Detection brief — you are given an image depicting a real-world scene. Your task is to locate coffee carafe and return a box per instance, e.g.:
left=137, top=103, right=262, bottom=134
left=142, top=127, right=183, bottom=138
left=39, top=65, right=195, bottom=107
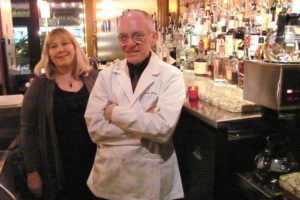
left=254, top=133, right=298, bottom=190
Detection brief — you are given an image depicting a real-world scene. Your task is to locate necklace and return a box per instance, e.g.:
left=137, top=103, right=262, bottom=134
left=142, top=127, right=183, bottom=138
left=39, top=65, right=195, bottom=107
left=69, top=81, right=73, bottom=88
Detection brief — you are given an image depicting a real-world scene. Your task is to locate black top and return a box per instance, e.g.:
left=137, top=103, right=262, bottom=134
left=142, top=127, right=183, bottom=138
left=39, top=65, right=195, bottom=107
left=127, top=52, right=151, bottom=80
left=53, top=84, right=96, bottom=196
left=20, top=70, right=98, bottom=199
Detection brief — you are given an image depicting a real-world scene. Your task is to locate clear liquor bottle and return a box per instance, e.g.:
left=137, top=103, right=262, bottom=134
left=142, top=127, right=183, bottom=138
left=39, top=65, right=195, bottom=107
left=225, top=16, right=236, bottom=57
left=213, top=52, right=226, bottom=84
left=226, top=52, right=239, bottom=85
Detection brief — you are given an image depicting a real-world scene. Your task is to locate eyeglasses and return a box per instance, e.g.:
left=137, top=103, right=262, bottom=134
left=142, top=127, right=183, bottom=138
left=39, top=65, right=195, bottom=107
left=118, top=32, right=147, bottom=44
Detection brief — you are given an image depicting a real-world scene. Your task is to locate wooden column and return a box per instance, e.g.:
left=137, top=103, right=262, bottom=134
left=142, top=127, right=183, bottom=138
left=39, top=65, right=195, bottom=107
left=157, top=0, right=169, bottom=30
left=84, top=0, right=97, bottom=58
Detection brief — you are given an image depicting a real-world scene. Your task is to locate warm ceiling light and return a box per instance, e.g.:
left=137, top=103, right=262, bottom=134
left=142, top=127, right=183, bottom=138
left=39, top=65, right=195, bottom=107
left=97, top=0, right=116, bottom=18
left=40, top=0, right=50, bottom=18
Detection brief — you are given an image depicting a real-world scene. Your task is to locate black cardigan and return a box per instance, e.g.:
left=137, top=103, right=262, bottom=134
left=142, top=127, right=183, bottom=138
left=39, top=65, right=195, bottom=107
left=20, top=69, right=98, bottom=199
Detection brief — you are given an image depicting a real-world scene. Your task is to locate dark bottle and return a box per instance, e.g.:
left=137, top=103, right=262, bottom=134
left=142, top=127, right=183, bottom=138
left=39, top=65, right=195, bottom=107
left=235, top=24, right=245, bottom=53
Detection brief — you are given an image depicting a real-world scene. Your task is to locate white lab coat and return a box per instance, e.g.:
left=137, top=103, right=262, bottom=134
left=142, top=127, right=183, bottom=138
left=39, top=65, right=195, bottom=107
left=85, top=53, right=186, bottom=200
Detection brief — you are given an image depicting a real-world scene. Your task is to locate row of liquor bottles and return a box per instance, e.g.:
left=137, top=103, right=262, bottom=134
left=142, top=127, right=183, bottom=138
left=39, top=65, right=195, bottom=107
left=154, top=0, right=299, bottom=88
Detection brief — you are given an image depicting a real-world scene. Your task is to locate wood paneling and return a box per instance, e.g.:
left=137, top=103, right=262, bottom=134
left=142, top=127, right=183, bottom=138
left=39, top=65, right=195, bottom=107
left=84, top=0, right=96, bottom=57
left=157, top=0, right=169, bottom=30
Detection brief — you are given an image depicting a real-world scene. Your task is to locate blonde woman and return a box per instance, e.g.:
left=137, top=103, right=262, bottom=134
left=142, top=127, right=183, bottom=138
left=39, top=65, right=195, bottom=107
left=20, top=28, right=99, bottom=199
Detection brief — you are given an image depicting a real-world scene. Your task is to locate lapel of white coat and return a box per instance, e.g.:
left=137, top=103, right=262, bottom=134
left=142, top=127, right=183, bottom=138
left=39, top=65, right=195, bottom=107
left=130, top=54, right=161, bottom=106
left=113, top=60, right=133, bottom=102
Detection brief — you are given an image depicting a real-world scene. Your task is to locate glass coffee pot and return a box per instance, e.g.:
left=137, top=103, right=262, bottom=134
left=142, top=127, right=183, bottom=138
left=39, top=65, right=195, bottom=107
left=254, top=133, right=298, bottom=190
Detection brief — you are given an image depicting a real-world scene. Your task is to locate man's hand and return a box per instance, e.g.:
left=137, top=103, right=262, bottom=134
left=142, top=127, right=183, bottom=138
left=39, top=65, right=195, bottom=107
left=27, top=171, right=42, bottom=198
left=104, top=102, right=117, bottom=122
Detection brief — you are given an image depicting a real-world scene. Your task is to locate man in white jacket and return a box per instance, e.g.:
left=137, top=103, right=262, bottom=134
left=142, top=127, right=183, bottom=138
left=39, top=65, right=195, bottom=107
left=85, top=9, right=186, bottom=200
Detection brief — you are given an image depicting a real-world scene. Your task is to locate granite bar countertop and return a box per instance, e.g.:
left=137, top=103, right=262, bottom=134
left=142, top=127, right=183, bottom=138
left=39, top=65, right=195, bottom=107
left=183, top=99, right=262, bottom=129
left=182, top=70, right=262, bottom=129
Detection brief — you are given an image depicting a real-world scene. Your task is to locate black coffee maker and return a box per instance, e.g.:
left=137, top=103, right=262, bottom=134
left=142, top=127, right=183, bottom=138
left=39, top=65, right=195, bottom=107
left=244, top=61, right=300, bottom=191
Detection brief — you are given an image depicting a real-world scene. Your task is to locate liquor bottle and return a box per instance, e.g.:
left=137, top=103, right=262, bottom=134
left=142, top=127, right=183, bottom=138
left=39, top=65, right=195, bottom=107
left=211, top=3, right=218, bottom=25
left=253, top=36, right=265, bottom=60
left=250, top=0, right=257, bottom=19
left=205, top=2, right=211, bottom=17
left=155, top=28, right=163, bottom=59
left=225, top=16, right=235, bottom=57
left=275, top=0, right=283, bottom=22
left=264, top=8, right=273, bottom=32
left=203, top=32, right=209, bottom=51
left=235, top=40, right=245, bottom=89
left=193, top=30, right=208, bottom=77
left=235, top=23, right=245, bottom=53
left=237, top=58, right=245, bottom=89
left=152, top=12, right=158, bottom=31
left=190, top=25, right=199, bottom=50
left=194, top=55, right=208, bottom=77
left=161, top=27, right=170, bottom=63
left=270, top=0, right=278, bottom=21
left=236, top=41, right=245, bottom=61
left=240, top=0, right=246, bottom=17
left=208, top=24, right=217, bottom=51
left=216, top=26, right=226, bottom=56
left=255, top=10, right=263, bottom=34
left=270, top=0, right=283, bottom=23
left=213, top=52, right=226, bottom=84
left=249, top=23, right=260, bottom=59
left=207, top=50, right=215, bottom=79
left=176, top=35, right=185, bottom=69
left=214, top=25, right=227, bottom=84
left=227, top=52, right=239, bottom=85
left=243, top=18, right=252, bottom=60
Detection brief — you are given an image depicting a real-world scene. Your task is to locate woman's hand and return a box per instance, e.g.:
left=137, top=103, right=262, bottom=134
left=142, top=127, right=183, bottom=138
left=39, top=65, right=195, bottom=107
left=27, top=171, right=42, bottom=198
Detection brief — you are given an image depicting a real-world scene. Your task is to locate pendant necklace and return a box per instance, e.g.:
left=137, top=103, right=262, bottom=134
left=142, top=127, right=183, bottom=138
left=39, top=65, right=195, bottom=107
left=69, top=81, right=73, bottom=88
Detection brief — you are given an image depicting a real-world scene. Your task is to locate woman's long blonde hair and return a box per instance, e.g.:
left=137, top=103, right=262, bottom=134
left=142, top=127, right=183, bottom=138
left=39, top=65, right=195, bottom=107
left=34, top=27, right=91, bottom=79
